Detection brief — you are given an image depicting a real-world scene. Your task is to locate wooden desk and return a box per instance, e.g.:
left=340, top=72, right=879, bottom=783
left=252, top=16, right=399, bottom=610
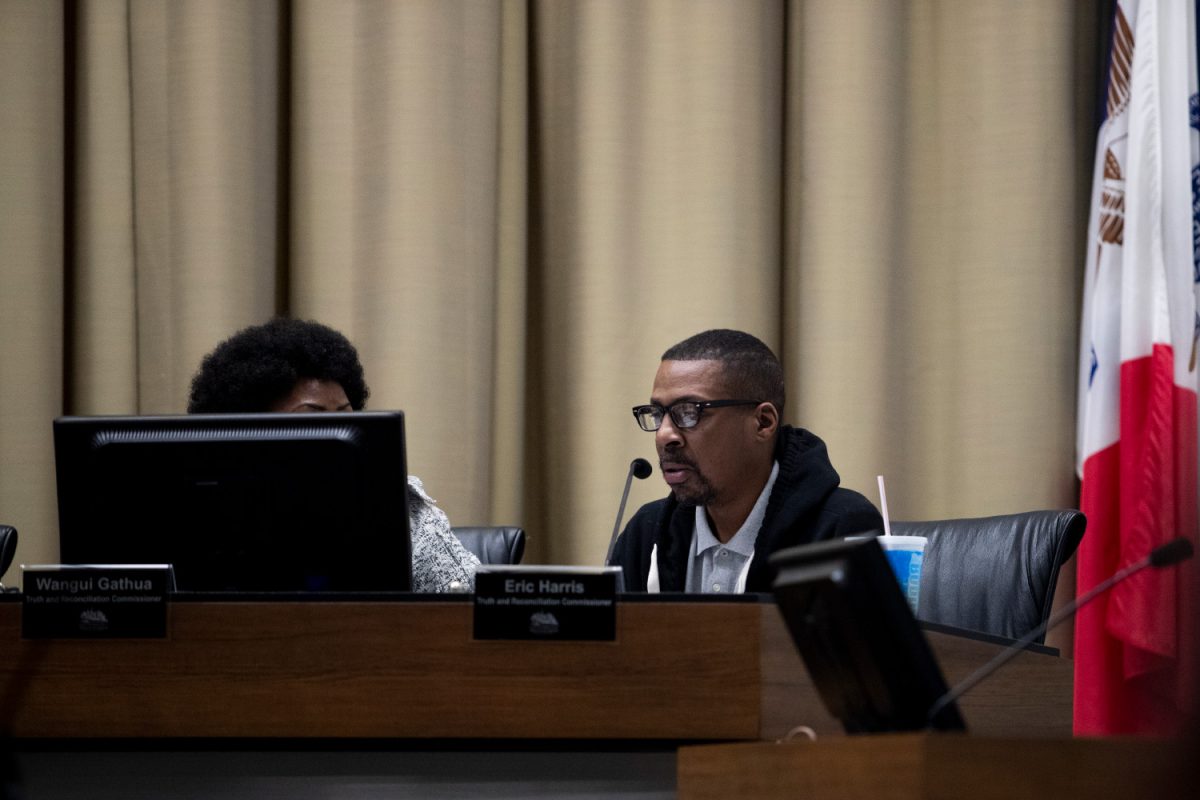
left=677, top=734, right=1192, bottom=800
left=0, top=597, right=1070, bottom=740
left=1, top=596, right=1078, bottom=798
left=0, top=597, right=760, bottom=740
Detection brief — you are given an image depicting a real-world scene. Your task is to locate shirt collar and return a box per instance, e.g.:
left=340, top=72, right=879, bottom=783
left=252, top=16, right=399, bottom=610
left=693, top=461, right=780, bottom=558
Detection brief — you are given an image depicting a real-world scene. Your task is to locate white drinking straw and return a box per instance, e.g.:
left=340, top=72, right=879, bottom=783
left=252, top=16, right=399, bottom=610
left=876, top=474, right=893, bottom=536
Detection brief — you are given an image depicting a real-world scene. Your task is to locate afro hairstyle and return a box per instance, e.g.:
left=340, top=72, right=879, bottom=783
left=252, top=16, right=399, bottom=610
left=187, top=318, right=370, bottom=413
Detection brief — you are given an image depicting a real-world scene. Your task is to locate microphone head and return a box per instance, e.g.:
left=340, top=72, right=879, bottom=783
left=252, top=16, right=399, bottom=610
left=631, top=458, right=653, bottom=480
left=1150, top=537, right=1195, bottom=568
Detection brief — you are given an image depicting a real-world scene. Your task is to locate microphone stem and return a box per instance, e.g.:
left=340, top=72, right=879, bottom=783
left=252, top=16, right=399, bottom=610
left=927, top=554, right=1152, bottom=723
left=606, top=469, right=638, bottom=566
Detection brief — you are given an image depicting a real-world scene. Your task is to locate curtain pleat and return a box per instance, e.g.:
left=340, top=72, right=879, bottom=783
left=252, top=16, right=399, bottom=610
left=72, top=0, right=137, bottom=414
left=788, top=0, right=1090, bottom=522
left=531, top=0, right=786, bottom=562
left=290, top=0, right=510, bottom=526
left=128, top=0, right=281, bottom=413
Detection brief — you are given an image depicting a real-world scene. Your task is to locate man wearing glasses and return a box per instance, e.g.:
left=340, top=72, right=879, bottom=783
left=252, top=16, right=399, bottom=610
left=609, top=329, right=881, bottom=593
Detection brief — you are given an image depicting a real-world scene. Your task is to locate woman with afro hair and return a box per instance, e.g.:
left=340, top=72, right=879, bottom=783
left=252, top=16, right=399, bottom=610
left=188, top=318, right=479, bottom=592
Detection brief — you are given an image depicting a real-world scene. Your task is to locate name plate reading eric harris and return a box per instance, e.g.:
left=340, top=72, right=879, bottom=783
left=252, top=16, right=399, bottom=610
left=21, top=564, right=171, bottom=639
left=473, top=566, right=619, bottom=641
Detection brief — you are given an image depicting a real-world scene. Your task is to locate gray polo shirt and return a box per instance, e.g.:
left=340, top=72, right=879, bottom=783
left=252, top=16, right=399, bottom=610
left=684, top=462, right=780, bottom=594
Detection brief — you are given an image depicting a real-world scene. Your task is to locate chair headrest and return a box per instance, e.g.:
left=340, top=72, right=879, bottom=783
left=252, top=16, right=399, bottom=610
left=891, top=510, right=1086, bottom=642
left=0, top=525, right=17, bottom=582
left=451, top=526, right=527, bottom=565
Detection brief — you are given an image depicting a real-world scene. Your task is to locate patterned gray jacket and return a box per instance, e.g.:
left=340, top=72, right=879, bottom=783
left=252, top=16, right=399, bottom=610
left=407, top=475, right=479, bottom=592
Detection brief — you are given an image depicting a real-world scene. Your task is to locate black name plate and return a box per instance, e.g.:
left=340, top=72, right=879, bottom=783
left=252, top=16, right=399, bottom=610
left=473, top=566, right=619, bottom=641
left=21, top=564, right=171, bottom=639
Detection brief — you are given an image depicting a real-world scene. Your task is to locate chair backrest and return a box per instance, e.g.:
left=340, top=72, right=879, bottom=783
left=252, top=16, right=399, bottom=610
left=892, top=510, right=1086, bottom=643
left=451, top=526, right=527, bottom=565
left=0, top=524, right=17, bottom=584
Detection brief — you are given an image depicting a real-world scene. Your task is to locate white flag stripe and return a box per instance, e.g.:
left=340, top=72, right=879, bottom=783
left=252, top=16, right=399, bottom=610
left=1076, top=0, right=1136, bottom=475
left=1121, top=0, right=1196, bottom=379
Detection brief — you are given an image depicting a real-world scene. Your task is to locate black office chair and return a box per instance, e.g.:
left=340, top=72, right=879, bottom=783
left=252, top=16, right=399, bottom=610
left=451, top=526, right=527, bottom=565
left=892, top=510, right=1086, bottom=643
left=0, top=524, right=17, bottom=588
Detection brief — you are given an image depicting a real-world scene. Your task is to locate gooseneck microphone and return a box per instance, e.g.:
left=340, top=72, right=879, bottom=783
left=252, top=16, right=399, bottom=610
left=927, top=536, right=1195, bottom=724
left=605, top=458, right=653, bottom=566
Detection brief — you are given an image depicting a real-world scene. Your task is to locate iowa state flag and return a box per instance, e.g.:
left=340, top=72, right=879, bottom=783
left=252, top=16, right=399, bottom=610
left=1075, top=0, right=1200, bottom=735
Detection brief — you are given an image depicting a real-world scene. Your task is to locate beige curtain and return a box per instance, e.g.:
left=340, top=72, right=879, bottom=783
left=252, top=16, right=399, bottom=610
left=0, top=0, right=1101, bottom=589
left=1, top=0, right=65, bottom=578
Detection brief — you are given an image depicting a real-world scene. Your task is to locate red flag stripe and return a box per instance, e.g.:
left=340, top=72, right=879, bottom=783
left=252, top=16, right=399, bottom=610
left=1075, top=345, right=1199, bottom=734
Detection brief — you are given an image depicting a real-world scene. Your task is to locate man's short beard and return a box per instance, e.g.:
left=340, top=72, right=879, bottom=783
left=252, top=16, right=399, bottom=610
left=671, top=474, right=717, bottom=507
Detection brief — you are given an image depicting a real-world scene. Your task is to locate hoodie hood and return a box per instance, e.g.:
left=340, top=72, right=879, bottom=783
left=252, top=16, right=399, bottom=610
left=759, top=425, right=843, bottom=544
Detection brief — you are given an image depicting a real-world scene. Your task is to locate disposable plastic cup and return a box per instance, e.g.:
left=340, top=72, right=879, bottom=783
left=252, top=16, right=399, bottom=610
left=849, top=534, right=926, bottom=612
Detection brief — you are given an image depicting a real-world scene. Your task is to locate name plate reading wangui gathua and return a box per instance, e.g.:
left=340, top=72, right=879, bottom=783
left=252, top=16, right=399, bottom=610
left=21, top=564, right=171, bottom=639
left=473, top=566, right=620, bottom=641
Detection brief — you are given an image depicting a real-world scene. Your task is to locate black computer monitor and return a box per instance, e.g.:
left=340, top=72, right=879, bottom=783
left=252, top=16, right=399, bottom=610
left=769, top=536, right=966, bottom=733
left=53, top=411, right=411, bottom=592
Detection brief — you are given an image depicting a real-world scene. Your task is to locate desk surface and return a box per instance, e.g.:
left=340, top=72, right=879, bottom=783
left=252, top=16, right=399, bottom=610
left=677, top=734, right=1192, bottom=800
left=0, top=597, right=1071, bottom=740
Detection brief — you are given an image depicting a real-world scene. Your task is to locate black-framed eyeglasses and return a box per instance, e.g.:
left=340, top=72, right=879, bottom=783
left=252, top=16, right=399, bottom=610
left=631, top=400, right=761, bottom=432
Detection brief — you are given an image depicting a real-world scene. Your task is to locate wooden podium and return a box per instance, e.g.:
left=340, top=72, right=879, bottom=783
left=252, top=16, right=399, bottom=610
left=677, top=734, right=1193, bottom=800
left=0, top=596, right=1070, bottom=740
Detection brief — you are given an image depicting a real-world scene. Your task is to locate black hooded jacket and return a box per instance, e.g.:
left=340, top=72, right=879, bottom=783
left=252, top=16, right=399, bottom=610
left=610, top=426, right=882, bottom=592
